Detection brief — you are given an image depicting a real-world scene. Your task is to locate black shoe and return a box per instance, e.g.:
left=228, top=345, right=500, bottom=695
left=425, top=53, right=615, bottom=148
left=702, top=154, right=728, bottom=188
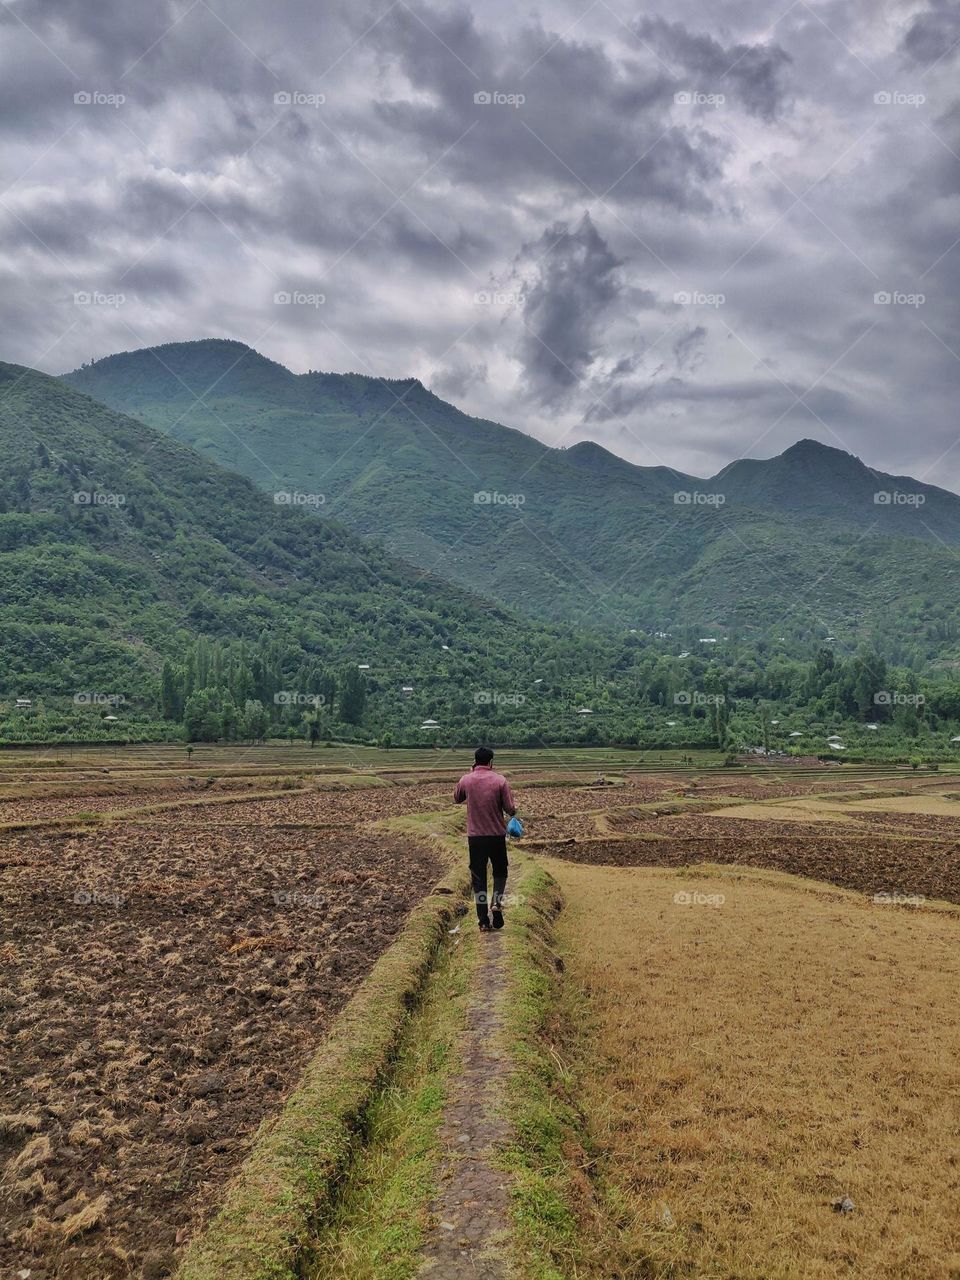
left=478, top=916, right=492, bottom=932
left=491, top=907, right=504, bottom=929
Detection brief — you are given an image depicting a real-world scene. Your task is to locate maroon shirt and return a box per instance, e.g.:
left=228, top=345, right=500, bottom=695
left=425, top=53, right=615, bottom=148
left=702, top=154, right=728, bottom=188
left=453, top=764, right=516, bottom=836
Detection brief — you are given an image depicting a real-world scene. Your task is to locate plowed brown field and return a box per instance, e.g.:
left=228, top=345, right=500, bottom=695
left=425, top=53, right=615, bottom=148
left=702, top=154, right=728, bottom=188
left=1, top=783, right=443, bottom=1279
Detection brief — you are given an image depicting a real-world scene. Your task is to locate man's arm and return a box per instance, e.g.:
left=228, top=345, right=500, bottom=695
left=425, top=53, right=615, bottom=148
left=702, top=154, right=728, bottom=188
left=454, top=777, right=466, bottom=804
left=501, top=780, right=516, bottom=816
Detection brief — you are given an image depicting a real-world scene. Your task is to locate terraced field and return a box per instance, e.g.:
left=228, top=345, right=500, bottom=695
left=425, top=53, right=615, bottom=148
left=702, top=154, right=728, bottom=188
left=527, top=768, right=960, bottom=905
left=3, top=747, right=959, bottom=1279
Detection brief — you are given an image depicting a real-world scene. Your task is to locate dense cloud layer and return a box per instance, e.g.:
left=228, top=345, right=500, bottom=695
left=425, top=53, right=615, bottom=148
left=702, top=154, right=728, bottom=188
left=0, top=0, right=957, bottom=483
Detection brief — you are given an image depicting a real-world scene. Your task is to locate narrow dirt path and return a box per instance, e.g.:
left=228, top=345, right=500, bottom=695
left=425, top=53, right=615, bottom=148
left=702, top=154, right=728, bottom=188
left=417, top=925, right=514, bottom=1278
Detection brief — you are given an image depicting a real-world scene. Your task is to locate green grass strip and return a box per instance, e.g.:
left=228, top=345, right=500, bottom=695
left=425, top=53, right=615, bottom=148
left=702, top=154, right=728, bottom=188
left=304, top=919, right=475, bottom=1279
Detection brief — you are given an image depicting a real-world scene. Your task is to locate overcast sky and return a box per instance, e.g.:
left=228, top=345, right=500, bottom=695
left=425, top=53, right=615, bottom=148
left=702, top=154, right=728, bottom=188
left=1, top=0, right=958, bottom=482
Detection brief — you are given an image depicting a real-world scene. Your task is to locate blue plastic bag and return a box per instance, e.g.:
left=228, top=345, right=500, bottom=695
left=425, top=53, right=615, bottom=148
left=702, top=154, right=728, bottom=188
left=507, top=815, right=523, bottom=838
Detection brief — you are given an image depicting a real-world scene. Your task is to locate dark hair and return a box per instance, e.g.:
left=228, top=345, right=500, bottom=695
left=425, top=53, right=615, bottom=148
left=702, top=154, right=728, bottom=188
left=474, top=746, right=494, bottom=766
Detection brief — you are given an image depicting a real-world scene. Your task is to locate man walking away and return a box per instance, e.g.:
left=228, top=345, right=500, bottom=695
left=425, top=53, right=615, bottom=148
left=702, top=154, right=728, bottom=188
left=454, top=746, right=516, bottom=931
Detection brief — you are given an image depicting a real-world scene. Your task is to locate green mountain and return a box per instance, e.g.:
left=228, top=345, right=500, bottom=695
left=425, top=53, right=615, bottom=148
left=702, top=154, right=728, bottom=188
left=9, top=351, right=960, bottom=754
left=0, top=357, right=651, bottom=741
left=63, top=340, right=960, bottom=660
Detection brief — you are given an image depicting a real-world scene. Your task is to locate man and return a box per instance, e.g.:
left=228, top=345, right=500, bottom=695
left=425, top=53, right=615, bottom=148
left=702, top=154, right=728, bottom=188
left=454, top=746, right=516, bottom=931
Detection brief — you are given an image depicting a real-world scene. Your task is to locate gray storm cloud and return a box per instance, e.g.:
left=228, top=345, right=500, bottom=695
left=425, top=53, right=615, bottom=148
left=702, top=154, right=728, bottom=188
left=0, top=0, right=957, bottom=484
left=633, top=15, right=793, bottom=120
left=514, top=214, right=623, bottom=407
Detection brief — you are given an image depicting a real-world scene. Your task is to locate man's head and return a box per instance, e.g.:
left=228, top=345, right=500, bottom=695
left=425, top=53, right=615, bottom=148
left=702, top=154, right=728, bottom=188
left=474, top=746, right=494, bottom=767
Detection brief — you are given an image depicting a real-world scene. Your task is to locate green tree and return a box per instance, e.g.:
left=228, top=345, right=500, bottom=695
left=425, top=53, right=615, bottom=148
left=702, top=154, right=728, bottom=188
left=241, top=699, right=268, bottom=741
left=338, top=667, right=367, bottom=724
left=160, top=660, right=181, bottom=720
left=220, top=694, right=239, bottom=741
left=183, top=689, right=221, bottom=742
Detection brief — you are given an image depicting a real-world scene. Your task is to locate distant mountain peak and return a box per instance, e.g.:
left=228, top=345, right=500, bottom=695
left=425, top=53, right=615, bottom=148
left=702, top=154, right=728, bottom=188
left=710, top=436, right=872, bottom=486
left=779, top=438, right=859, bottom=463
left=66, top=338, right=293, bottom=402
left=566, top=439, right=640, bottom=477
left=567, top=439, right=613, bottom=461
left=84, top=337, right=258, bottom=368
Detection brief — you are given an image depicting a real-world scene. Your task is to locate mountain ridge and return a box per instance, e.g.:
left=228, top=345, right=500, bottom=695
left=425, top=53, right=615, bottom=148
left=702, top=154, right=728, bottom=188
left=60, top=339, right=960, bottom=650
left=63, top=339, right=959, bottom=501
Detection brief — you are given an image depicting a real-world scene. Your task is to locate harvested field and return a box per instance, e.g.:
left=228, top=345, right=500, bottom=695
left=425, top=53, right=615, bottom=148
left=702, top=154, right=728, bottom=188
left=0, top=782, right=276, bottom=826
left=613, top=776, right=695, bottom=801
left=520, top=815, right=605, bottom=842
left=503, top=784, right=605, bottom=818
left=829, top=806, right=960, bottom=839
left=701, top=792, right=960, bottom=825
left=667, top=776, right=888, bottom=800
left=540, top=828, right=960, bottom=903
left=531, top=775, right=960, bottom=905
left=702, top=801, right=858, bottom=822
left=5, top=750, right=960, bottom=1278
left=845, top=793, right=960, bottom=816
left=0, top=813, right=442, bottom=1279
left=146, top=782, right=452, bottom=829
left=546, top=858, right=960, bottom=1279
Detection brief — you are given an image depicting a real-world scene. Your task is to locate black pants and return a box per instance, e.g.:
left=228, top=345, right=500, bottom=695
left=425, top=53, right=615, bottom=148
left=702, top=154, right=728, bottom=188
left=468, top=835, right=508, bottom=922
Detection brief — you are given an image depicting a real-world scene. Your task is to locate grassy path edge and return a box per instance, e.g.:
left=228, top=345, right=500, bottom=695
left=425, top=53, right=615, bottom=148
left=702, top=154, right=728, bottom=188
left=303, top=918, right=476, bottom=1279
left=499, top=861, right=610, bottom=1280
left=174, top=858, right=469, bottom=1280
